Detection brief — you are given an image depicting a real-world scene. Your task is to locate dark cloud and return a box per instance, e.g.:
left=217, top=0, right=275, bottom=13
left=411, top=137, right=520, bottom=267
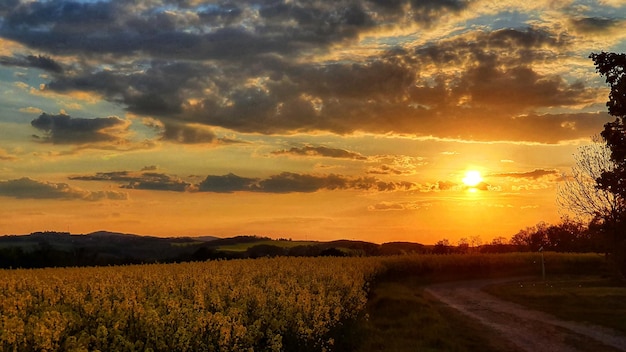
left=57, top=26, right=596, bottom=142
left=407, top=0, right=469, bottom=24
left=198, top=173, right=259, bottom=193
left=46, top=62, right=205, bottom=116
left=256, top=172, right=417, bottom=193
left=0, top=177, right=127, bottom=201
left=1, top=0, right=606, bottom=144
left=491, top=169, right=560, bottom=179
left=256, top=172, right=348, bottom=193
left=570, top=17, right=620, bottom=33
left=0, top=0, right=469, bottom=62
left=70, top=171, right=192, bottom=192
left=70, top=171, right=134, bottom=182
left=156, top=121, right=243, bottom=145
left=0, top=1, right=374, bottom=60
left=271, top=145, right=367, bottom=160
left=121, top=173, right=192, bottom=192
left=75, top=170, right=419, bottom=194
left=161, top=122, right=219, bottom=144
left=0, top=0, right=19, bottom=15
left=0, top=54, right=63, bottom=73
left=30, top=113, right=128, bottom=145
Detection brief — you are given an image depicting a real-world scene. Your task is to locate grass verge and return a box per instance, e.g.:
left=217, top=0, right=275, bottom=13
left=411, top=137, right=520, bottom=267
left=483, top=275, right=626, bottom=333
left=355, top=276, right=520, bottom=352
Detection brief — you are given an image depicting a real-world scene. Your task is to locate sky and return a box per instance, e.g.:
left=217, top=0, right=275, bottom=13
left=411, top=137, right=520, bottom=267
left=0, top=0, right=625, bottom=244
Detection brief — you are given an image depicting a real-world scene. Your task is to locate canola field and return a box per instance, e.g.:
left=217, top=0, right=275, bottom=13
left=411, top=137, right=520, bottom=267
left=0, top=257, right=383, bottom=352
left=0, top=252, right=602, bottom=351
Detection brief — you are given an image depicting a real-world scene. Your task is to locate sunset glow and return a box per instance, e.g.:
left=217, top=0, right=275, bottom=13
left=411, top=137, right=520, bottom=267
left=0, top=1, right=624, bottom=244
left=462, top=171, right=483, bottom=187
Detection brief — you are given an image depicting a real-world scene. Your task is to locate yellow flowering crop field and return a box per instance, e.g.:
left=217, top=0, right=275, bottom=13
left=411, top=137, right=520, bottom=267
left=0, top=257, right=383, bottom=352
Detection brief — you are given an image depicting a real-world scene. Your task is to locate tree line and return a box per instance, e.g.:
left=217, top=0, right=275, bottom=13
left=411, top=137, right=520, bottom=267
left=432, top=217, right=604, bottom=254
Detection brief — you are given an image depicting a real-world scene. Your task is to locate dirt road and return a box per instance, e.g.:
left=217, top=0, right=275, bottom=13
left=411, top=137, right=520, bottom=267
left=425, top=278, right=626, bottom=352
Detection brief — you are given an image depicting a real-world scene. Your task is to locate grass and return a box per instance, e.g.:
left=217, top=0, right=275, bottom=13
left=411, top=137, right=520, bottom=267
left=483, top=275, right=626, bottom=333
left=355, top=276, right=518, bottom=352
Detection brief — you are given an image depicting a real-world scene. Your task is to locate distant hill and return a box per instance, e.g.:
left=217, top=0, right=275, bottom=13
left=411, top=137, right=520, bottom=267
left=0, top=230, right=429, bottom=269
left=380, top=242, right=428, bottom=255
left=194, top=236, right=220, bottom=242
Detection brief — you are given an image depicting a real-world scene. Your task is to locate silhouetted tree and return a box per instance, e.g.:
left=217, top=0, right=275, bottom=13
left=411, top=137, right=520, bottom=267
left=457, top=238, right=469, bottom=253
left=510, top=223, right=547, bottom=251
left=588, top=52, right=626, bottom=276
left=432, top=239, right=452, bottom=254
left=557, top=137, right=622, bottom=222
left=510, top=220, right=596, bottom=253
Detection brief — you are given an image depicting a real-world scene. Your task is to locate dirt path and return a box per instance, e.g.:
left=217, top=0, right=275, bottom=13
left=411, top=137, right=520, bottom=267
left=425, top=278, right=626, bottom=352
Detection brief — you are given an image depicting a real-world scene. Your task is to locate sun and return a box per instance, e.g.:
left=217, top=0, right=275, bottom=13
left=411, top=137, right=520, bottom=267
left=462, top=170, right=483, bottom=187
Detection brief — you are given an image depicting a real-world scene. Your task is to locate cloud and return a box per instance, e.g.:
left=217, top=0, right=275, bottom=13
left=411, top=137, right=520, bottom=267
left=160, top=122, right=220, bottom=144
left=367, top=201, right=426, bottom=211
left=30, top=112, right=129, bottom=145
left=491, top=169, right=560, bottom=179
left=367, top=155, right=425, bottom=175
left=0, top=1, right=468, bottom=60
left=152, top=120, right=243, bottom=145
left=0, top=177, right=127, bottom=201
left=121, top=173, right=192, bottom=192
left=256, top=173, right=348, bottom=193
left=0, top=2, right=612, bottom=144
left=74, top=170, right=419, bottom=194
left=271, top=145, right=367, bottom=160
left=436, top=180, right=457, bottom=191
left=367, top=164, right=406, bottom=175
left=70, top=171, right=135, bottom=182
left=39, top=26, right=601, bottom=143
left=70, top=171, right=193, bottom=192
left=0, top=54, right=63, bottom=73
left=252, top=172, right=417, bottom=193
left=0, top=148, right=17, bottom=161
left=198, top=172, right=418, bottom=193
left=569, top=17, right=621, bottom=34
left=198, top=173, right=259, bottom=193
left=19, top=106, right=44, bottom=114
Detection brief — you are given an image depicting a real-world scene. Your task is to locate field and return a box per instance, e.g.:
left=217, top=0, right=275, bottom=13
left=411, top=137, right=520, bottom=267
left=0, top=253, right=610, bottom=351
left=213, top=239, right=319, bottom=252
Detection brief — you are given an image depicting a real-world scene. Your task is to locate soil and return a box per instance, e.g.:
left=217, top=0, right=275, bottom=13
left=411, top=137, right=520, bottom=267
left=425, top=277, right=626, bottom=352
